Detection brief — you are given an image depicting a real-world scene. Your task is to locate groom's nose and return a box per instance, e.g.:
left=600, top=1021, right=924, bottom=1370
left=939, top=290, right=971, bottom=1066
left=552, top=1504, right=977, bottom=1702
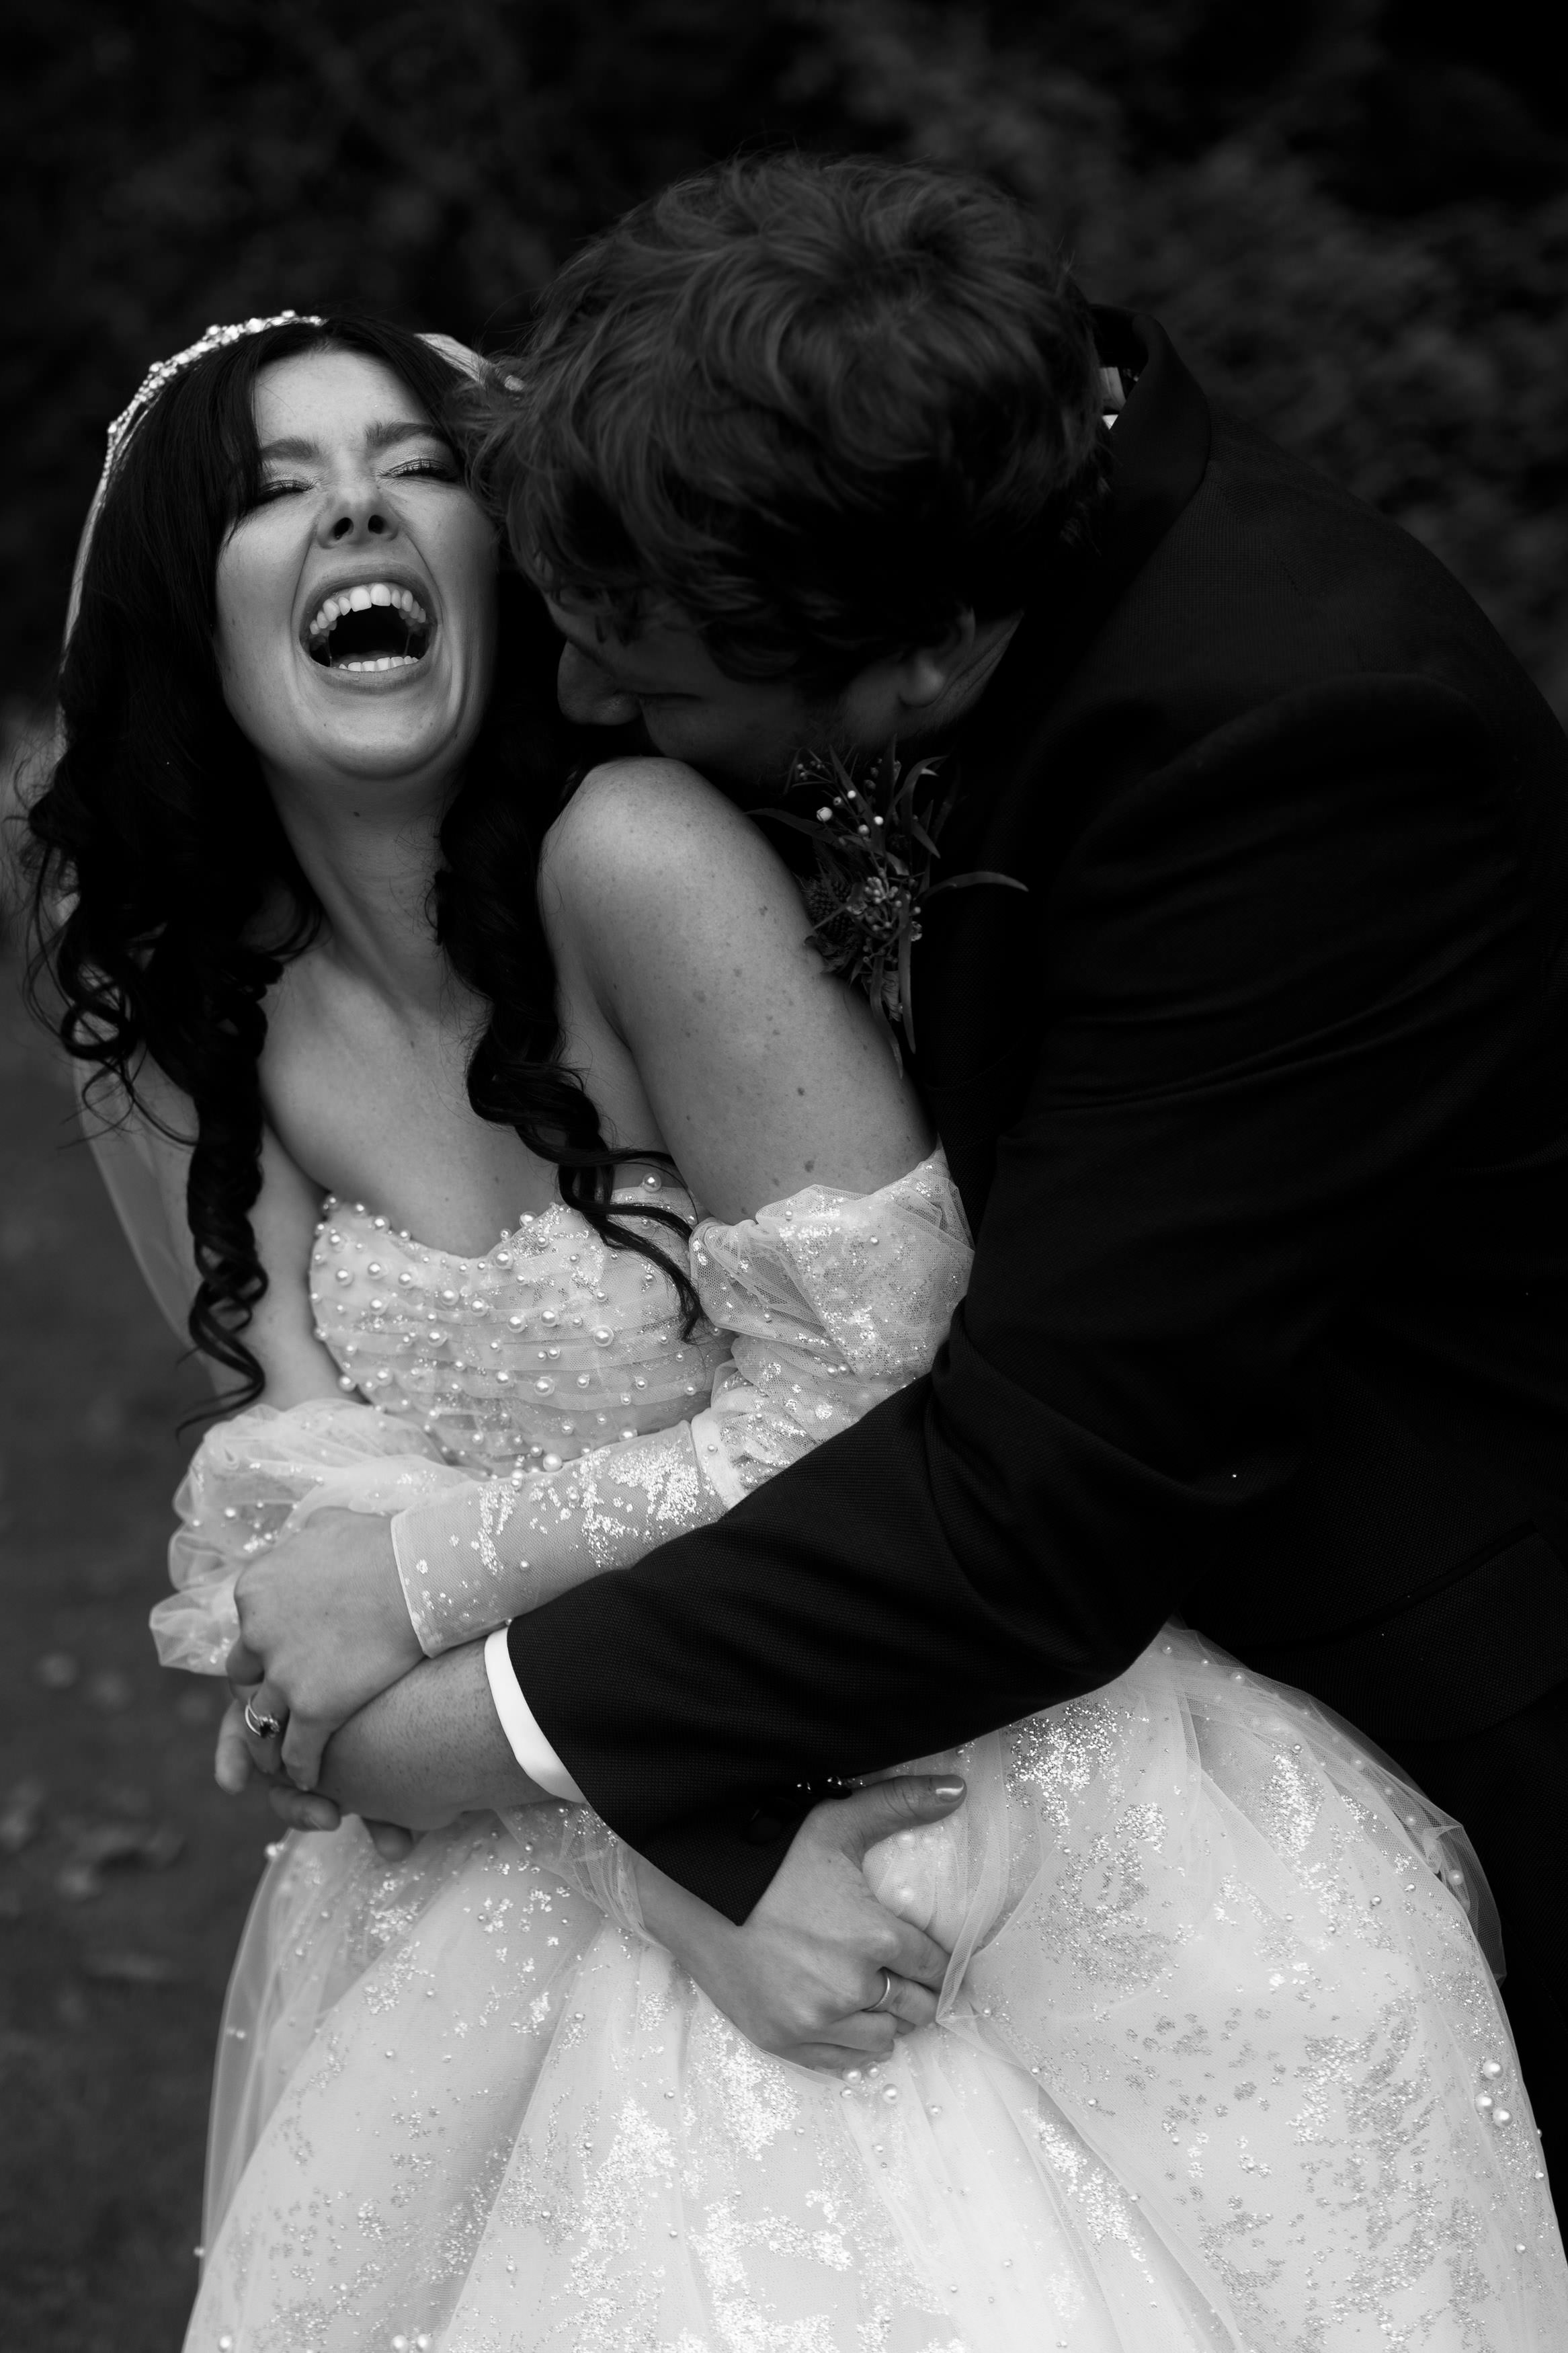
left=557, top=641, right=641, bottom=728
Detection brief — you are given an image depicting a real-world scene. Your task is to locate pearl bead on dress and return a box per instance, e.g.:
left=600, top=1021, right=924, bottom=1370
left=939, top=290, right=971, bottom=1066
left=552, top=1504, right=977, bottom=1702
left=304, top=1187, right=727, bottom=1473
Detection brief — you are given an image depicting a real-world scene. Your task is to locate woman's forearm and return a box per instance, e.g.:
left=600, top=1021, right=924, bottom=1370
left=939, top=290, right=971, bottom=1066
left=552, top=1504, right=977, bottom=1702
left=393, top=1420, right=729, bottom=1653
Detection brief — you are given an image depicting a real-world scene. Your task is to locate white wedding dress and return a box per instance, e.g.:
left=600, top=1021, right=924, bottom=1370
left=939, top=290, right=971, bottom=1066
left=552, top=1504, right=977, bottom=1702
left=154, top=1153, right=1566, bottom=2352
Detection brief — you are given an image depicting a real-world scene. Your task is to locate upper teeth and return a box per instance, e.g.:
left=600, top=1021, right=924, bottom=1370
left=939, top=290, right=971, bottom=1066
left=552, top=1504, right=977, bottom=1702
left=307, top=582, right=429, bottom=638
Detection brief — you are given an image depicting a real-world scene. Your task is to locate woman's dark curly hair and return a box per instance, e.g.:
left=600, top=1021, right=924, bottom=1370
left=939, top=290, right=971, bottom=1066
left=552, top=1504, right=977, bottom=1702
left=24, top=313, right=697, bottom=1410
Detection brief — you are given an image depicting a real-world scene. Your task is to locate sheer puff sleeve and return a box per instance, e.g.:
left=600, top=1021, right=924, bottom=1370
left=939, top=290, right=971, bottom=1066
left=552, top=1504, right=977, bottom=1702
left=151, top=1153, right=970, bottom=1676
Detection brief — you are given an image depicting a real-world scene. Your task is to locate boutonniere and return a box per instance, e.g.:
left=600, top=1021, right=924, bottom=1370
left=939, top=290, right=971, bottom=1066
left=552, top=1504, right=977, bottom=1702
left=768, top=743, right=1026, bottom=1064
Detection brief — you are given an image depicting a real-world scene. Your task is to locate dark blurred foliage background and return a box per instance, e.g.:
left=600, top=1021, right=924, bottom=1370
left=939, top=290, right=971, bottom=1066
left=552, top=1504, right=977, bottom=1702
left=1, top=8, right=1565, bottom=2346
left=5, top=0, right=1567, bottom=721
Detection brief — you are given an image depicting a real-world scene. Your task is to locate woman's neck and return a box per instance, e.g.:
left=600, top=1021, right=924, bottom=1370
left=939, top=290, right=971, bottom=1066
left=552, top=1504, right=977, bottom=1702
left=264, top=768, right=452, bottom=1012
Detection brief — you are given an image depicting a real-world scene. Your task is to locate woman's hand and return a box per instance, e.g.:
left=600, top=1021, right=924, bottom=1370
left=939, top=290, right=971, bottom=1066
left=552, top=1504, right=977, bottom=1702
left=233, top=1638, right=547, bottom=1829
left=214, top=1689, right=419, bottom=1860
left=225, top=1507, right=423, bottom=1789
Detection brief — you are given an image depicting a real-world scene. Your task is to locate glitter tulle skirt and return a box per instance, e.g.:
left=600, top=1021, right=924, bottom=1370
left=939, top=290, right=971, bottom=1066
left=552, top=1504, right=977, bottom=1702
left=183, top=1627, right=1565, bottom=2352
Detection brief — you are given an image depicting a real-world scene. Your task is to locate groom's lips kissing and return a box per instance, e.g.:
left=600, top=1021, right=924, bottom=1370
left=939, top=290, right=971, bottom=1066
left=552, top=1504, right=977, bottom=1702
left=300, top=565, right=436, bottom=678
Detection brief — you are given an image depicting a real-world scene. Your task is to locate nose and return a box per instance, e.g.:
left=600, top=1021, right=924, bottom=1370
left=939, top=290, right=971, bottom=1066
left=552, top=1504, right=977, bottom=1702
left=557, top=641, right=641, bottom=728
left=315, top=477, right=398, bottom=548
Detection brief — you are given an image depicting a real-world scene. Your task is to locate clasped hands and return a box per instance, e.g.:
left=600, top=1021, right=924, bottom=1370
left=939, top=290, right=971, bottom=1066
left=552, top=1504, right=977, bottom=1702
left=214, top=1507, right=966, bottom=2068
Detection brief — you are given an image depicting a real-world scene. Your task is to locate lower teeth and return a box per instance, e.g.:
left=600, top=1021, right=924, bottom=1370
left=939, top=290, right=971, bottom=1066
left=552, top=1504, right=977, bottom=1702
left=337, top=654, right=420, bottom=672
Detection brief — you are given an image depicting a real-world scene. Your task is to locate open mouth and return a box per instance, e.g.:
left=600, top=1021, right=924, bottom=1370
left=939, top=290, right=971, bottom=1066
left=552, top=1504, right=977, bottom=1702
left=305, top=582, right=432, bottom=672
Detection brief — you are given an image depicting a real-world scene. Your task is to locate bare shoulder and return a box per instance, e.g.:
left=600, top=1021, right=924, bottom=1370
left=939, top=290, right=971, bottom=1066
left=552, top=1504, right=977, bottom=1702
left=540, top=756, right=806, bottom=1020
left=542, top=757, right=780, bottom=919
left=540, top=760, right=928, bottom=1215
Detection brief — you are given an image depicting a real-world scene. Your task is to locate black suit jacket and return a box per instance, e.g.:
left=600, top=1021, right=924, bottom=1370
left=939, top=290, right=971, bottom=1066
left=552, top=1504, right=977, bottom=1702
left=511, top=311, right=1568, bottom=1921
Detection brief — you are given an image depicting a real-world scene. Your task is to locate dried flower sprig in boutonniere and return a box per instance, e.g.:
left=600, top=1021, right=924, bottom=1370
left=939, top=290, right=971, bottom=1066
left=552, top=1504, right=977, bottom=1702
left=768, top=743, right=1026, bottom=1064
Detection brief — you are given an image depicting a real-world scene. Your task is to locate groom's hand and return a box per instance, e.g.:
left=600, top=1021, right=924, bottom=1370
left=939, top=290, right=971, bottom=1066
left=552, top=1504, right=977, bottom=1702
left=632, top=1776, right=964, bottom=2071
left=226, top=1509, right=423, bottom=1791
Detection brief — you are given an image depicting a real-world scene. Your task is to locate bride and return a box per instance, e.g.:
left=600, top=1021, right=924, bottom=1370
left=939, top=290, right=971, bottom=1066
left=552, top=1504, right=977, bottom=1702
left=28, top=313, right=1567, bottom=2350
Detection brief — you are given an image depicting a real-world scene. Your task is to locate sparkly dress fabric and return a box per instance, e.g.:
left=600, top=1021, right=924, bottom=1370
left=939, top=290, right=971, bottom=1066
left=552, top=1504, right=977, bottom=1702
left=162, top=1154, right=1566, bottom=2352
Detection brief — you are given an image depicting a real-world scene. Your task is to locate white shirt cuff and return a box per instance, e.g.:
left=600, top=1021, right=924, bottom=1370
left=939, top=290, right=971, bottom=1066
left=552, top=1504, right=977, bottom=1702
left=483, top=1627, right=586, bottom=1803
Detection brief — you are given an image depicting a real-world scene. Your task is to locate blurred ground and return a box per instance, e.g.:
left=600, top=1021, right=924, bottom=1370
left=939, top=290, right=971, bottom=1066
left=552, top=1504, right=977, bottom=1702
left=0, top=947, right=273, bottom=2353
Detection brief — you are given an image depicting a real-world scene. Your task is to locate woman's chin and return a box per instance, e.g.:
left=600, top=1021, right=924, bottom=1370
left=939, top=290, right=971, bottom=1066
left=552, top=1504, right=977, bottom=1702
left=319, top=723, right=465, bottom=785
left=288, top=646, right=473, bottom=764
left=265, top=697, right=464, bottom=791
left=227, top=641, right=487, bottom=797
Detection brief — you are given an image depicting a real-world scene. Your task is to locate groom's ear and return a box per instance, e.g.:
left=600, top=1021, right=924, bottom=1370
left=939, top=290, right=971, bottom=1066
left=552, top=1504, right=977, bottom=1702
left=835, top=610, right=987, bottom=748
left=887, top=611, right=979, bottom=713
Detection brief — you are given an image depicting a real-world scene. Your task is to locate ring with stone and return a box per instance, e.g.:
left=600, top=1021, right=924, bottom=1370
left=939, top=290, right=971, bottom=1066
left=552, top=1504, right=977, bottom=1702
left=243, top=1695, right=285, bottom=1742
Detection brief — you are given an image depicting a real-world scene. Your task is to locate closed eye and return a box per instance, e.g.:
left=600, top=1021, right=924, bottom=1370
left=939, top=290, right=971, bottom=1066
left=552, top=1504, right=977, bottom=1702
left=251, top=448, right=458, bottom=506
left=384, top=456, right=458, bottom=483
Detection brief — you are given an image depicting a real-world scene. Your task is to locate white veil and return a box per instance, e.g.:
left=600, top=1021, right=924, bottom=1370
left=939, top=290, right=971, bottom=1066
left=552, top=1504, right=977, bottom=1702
left=52, top=317, right=487, bottom=1345
left=75, top=1068, right=200, bottom=1341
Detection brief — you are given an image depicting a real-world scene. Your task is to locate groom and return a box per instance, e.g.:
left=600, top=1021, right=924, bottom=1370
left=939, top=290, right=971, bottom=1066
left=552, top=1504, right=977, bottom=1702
left=252, top=155, right=1568, bottom=2159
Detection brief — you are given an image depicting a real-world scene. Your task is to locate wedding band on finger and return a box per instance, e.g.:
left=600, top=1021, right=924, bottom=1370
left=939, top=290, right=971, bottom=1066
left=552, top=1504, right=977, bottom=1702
left=243, top=1696, right=286, bottom=1743
left=868, top=1969, right=896, bottom=2013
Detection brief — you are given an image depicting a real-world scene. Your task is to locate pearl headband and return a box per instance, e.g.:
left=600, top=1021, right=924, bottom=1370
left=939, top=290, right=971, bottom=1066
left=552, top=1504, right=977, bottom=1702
left=101, top=309, right=326, bottom=477
left=67, top=311, right=325, bottom=645
left=65, top=315, right=484, bottom=645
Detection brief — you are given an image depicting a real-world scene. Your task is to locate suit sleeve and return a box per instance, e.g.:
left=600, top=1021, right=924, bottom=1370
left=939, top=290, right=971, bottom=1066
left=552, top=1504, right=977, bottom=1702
left=509, top=679, right=1535, bottom=1919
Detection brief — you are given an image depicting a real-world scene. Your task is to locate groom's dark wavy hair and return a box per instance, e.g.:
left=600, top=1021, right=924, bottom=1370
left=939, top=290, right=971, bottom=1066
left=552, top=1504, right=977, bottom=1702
left=24, top=315, right=698, bottom=1411
left=479, top=153, right=1108, bottom=683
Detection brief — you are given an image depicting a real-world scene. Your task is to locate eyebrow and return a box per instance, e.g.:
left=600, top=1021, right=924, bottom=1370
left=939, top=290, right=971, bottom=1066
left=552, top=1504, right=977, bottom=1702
left=257, top=418, right=446, bottom=462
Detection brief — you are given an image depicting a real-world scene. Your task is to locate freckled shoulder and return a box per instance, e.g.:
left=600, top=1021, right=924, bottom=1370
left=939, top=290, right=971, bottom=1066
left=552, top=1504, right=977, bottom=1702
left=540, top=757, right=781, bottom=928
left=540, top=760, right=927, bottom=1215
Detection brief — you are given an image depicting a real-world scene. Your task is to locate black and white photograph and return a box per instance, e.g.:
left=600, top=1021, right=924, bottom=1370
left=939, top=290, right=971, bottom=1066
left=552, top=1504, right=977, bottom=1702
left=3, top=5, right=1567, bottom=2346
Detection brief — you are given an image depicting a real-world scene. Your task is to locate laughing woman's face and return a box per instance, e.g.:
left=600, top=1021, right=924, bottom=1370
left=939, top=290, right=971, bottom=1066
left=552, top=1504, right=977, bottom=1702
left=214, top=347, right=497, bottom=803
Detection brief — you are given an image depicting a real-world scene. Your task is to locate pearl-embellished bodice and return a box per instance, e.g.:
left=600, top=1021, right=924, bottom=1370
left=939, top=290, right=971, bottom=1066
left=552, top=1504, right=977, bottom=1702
left=153, top=1144, right=973, bottom=1666
left=306, top=1181, right=731, bottom=1474
left=154, top=1150, right=974, bottom=1675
